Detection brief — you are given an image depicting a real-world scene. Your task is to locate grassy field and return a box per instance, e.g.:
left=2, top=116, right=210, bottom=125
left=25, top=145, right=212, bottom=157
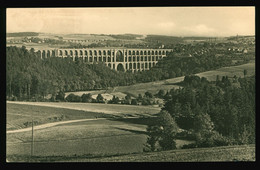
left=7, top=144, right=255, bottom=162
left=65, top=61, right=255, bottom=99
left=7, top=102, right=160, bottom=130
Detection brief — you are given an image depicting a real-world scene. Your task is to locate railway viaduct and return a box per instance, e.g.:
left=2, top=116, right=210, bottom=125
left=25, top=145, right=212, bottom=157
left=37, top=48, right=172, bottom=72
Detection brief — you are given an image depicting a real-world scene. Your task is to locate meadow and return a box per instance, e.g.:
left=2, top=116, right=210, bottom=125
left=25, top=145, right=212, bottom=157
left=65, top=61, right=255, bottom=99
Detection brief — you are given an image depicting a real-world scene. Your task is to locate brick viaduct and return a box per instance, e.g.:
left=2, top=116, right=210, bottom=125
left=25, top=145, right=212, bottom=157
left=37, top=48, right=172, bottom=72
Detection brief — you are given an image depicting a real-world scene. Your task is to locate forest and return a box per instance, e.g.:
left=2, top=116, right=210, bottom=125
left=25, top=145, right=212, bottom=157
left=6, top=45, right=247, bottom=101
left=144, top=75, right=255, bottom=151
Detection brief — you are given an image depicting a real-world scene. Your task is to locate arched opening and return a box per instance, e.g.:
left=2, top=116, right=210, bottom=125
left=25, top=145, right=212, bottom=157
left=80, top=50, right=83, bottom=56
left=116, top=50, right=124, bottom=62
left=70, top=50, right=73, bottom=56
left=140, top=51, right=143, bottom=55
left=94, top=50, right=97, bottom=55
left=75, top=50, right=78, bottom=56
left=42, top=51, right=46, bottom=58
left=144, top=51, right=147, bottom=55
left=99, top=50, right=102, bottom=55
left=89, top=51, right=93, bottom=56
left=136, top=51, right=139, bottom=55
left=85, top=50, right=88, bottom=55
left=51, top=50, right=55, bottom=57
left=132, top=51, right=135, bottom=55
left=159, top=51, right=161, bottom=55
left=129, top=63, right=132, bottom=69
left=129, top=51, right=131, bottom=55
left=155, top=51, right=158, bottom=55
left=117, top=63, right=125, bottom=72
left=65, top=50, right=68, bottom=56
left=47, top=50, right=51, bottom=57
left=162, top=51, right=165, bottom=55
left=152, top=51, right=154, bottom=55
left=59, top=50, right=63, bottom=56
left=103, top=50, right=106, bottom=55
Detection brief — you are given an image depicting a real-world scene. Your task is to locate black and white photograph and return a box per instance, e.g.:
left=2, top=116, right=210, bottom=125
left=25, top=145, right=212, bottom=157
left=5, top=6, right=255, bottom=162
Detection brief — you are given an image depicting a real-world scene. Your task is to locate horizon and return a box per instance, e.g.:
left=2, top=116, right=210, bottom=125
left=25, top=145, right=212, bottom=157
left=7, top=7, right=255, bottom=37
left=6, top=31, right=255, bottom=38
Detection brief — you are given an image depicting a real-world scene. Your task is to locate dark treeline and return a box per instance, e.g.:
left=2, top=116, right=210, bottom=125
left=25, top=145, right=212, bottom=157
left=162, top=75, right=255, bottom=147
left=144, top=75, right=255, bottom=151
left=6, top=46, right=135, bottom=101
left=6, top=46, right=245, bottom=101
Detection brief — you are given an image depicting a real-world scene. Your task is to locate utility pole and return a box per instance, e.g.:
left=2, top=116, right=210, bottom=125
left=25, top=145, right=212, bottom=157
left=31, top=118, right=34, bottom=157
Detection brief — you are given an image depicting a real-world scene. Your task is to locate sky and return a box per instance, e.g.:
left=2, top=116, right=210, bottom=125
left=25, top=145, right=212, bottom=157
left=7, top=7, right=255, bottom=37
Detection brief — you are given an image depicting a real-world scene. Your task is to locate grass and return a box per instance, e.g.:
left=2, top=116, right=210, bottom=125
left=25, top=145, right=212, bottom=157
left=64, top=61, right=255, bottom=98
left=6, top=102, right=116, bottom=130
left=7, top=144, right=255, bottom=162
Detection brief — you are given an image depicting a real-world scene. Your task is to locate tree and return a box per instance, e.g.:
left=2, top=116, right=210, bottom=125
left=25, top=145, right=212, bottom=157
left=243, top=69, right=247, bottom=78
left=144, top=110, right=179, bottom=151
left=96, top=94, right=104, bottom=103
left=81, top=93, right=92, bottom=103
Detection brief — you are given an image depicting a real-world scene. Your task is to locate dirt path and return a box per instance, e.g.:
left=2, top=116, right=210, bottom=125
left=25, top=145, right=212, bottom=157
left=7, top=118, right=106, bottom=134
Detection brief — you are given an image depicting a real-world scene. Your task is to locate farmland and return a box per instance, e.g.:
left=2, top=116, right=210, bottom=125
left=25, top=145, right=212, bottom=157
left=65, top=61, right=255, bottom=99
left=7, top=102, right=193, bottom=160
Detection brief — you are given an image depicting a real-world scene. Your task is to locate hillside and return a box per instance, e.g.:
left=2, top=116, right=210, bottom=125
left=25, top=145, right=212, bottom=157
left=7, top=145, right=255, bottom=162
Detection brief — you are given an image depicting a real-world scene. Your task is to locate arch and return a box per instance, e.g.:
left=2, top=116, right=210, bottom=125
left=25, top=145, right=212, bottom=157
left=149, top=63, right=151, bottom=68
left=162, top=51, right=165, bottom=55
left=70, top=50, right=73, bottom=56
left=89, top=50, right=93, bottom=55
left=137, top=56, right=140, bottom=62
left=80, top=50, right=83, bottom=56
left=117, top=63, right=125, bottom=72
left=129, top=63, right=132, bottom=69
left=133, top=63, right=136, bottom=69
left=148, top=56, right=151, bottom=61
left=94, top=56, right=98, bottom=62
left=116, top=50, right=124, bottom=62
left=159, top=51, right=161, bottom=55
left=152, top=51, right=154, bottom=55
left=85, top=50, right=88, bottom=55
left=42, top=50, right=46, bottom=58
left=144, top=51, right=147, bottom=55
left=51, top=50, right=55, bottom=57
left=133, top=56, right=136, bottom=62
left=141, top=56, right=144, bottom=61
left=152, top=56, right=155, bottom=61
left=128, top=51, right=131, bottom=55
left=47, top=50, right=51, bottom=57
left=59, top=50, right=63, bottom=56
left=156, top=56, right=159, bottom=61
left=155, top=51, right=158, bottom=55
left=108, top=63, right=111, bottom=68
left=103, top=50, right=106, bottom=55
left=75, top=50, right=78, bottom=56
left=140, top=51, right=143, bottom=55
left=65, top=50, right=68, bottom=56
left=132, top=51, right=135, bottom=55
left=103, top=56, right=106, bottom=62
left=136, top=51, right=139, bottom=55
left=108, top=50, right=111, bottom=55
left=128, top=56, right=131, bottom=62
left=145, top=56, right=147, bottom=61
left=94, top=50, right=97, bottom=55
left=84, top=56, right=88, bottom=62
left=99, top=50, right=102, bottom=55
left=108, top=57, right=111, bottom=62
left=148, top=51, right=150, bottom=55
